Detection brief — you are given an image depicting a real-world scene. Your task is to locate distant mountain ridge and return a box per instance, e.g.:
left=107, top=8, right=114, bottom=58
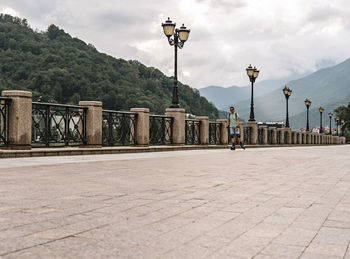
left=199, top=73, right=309, bottom=109
left=233, top=58, right=350, bottom=129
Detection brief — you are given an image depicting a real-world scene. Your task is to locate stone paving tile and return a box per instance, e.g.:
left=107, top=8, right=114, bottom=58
left=0, top=146, right=350, bottom=258
left=303, top=242, right=348, bottom=257
left=312, top=227, right=350, bottom=245
left=257, top=243, right=305, bottom=258
left=273, top=227, right=318, bottom=247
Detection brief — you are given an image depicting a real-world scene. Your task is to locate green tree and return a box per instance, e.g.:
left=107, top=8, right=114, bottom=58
left=334, top=102, right=350, bottom=139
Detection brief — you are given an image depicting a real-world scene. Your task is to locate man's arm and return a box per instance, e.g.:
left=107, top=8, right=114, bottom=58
left=236, top=117, right=240, bottom=128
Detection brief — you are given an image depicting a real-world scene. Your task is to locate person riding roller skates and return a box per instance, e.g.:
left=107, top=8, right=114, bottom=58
left=227, top=106, right=245, bottom=150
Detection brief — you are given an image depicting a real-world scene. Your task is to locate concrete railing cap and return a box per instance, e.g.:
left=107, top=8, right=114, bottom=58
left=165, top=108, right=185, bottom=113
left=130, top=108, right=150, bottom=113
left=79, top=101, right=102, bottom=107
left=2, top=90, right=32, bottom=98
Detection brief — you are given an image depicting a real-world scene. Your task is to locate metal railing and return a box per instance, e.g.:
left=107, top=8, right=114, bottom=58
left=102, top=110, right=137, bottom=146
left=32, top=102, right=87, bottom=147
left=244, top=126, right=251, bottom=145
left=185, top=119, right=200, bottom=145
left=296, top=133, right=300, bottom=144
left=284, top=131, right=288, bottom=144
left=149, top=115, right=173, bottom=145
left=209, top=122, right=221, bottom=145
left=276, top=130, right=281, bottom=144
left=0, top=97, right=11, bottom=147
left=258, top=127, right=264, bottom=144
left=267, top=129, right=273, bottom=144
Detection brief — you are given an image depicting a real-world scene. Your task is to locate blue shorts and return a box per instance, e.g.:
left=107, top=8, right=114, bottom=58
left=230, top=127, right=240, bottom=136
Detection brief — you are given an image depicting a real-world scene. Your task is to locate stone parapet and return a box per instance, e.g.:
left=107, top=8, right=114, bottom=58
left=131, top=108, right=149, bottom=146
left=2, top=90, right=32, bottom=150
left=217, top=119, right=228, bottom=144
left=165, top=108, right=185, bottom=145
left=246, top=121, right=258, bottom=144
left=79, top=101, right=102, bottom=148
left=196, top=116, right=209, bottom=145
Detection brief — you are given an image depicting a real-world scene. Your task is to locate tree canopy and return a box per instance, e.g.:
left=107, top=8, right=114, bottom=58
left=0, top=14, right=218, bottom=118
left=334, top=102, right=350, bottom=140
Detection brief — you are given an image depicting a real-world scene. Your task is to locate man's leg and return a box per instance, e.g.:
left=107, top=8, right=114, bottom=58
left=230, top=128, right=235, bottom=150
left=239, top=135, right=246, bottom=149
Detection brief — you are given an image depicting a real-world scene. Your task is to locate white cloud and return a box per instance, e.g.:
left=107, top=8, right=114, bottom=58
left=1, top=0, right=350, bottom=88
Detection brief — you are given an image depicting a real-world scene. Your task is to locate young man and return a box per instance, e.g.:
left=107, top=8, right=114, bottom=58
left=227, top=106, right=245, bottom=150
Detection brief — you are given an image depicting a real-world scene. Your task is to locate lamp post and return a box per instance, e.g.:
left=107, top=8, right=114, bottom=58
left=328, top=112, right=333, bottom=135
left=319, top=107, right=324, bottom=133
left=282, top=86, right=292, bottom=128
left=304, top=99, right=311, bottom=131
left=246, top=64, right=260, bottom=122
left=335, top=117, right=339, bottom=136
left=162, top=17, right=190, bottom=108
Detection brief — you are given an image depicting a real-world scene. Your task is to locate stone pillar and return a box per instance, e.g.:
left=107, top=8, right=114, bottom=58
left=196, top=116, right=209, bottom=145
left=79, top=101, right=102, bottom=148
left=246, top=121, right=258, bottom=145
left=292, top=131, right=297, bottom=144
left=165, top=108, right=185, bottom=145
left=260, top=125, right=268, bottom=144
left=308, top=133, right=313, bottom=144
left=217, top=119, right=228, bottom=144
left=2, top=90, right=32, bottom=150
left=285, top=128, right=292, bottom=144
left=131, top=108, right=149, bottom=146
left=277, top=128, right=283, bottom=144
left=271, top=127, right=277, bottom=144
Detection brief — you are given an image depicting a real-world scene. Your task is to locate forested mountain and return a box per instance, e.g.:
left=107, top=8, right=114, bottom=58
left=0, top=14, right=218, bottom=118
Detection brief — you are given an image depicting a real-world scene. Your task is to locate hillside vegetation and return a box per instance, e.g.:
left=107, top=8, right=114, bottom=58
left=0, top=14, right=218, bottom=118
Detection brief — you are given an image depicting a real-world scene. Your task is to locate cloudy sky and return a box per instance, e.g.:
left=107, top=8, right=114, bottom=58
left=1, top=0, right=350, bottom=88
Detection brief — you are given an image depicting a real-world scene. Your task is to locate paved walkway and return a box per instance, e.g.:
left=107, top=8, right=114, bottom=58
left=1, top=146, right=350, bottom=258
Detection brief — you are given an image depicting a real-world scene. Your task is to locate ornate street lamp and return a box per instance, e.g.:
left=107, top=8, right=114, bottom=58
left=319, top=107, right=324, bottom=133
left=335, top=117, right=340, bottom=136
left=282, top=86, right=292, bottom=128
left=162, top=17, right=190, bottom=108
left=246, top=64, right=260, bottom=122
left=328, top=112, right=333, bottom=135
left=304, top=99, right=312, bottom=131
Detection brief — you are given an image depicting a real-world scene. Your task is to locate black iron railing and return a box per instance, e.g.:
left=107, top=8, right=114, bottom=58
left=185, top=119, right=200, bottom=145
left=0, top=97, right=11, bottom=147
left=149, top=115, right=173, bottom=145
left=244, top=126, right=251, bottom=145
left=258, top=127, right=264, bottom=144
left=102, top=110, right=137, bottom=146
left=267, top=129, right=273, bottom=144
left=32, top=102, right=87, bottom=147
left=296, top=133, right=300, bottom=144
left=209, top=122, right=221, bottom=145
left=276, top=130, right=281, bottom=144
left=284, top=131, right=288, bottom=144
